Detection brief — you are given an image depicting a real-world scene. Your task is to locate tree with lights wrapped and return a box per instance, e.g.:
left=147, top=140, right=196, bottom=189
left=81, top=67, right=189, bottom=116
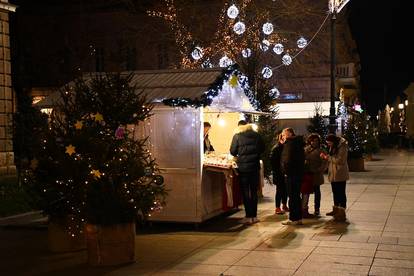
left=343, top=109, right=365, bottom=171
left=147, top=0, right=328, bottom=178
left=363, top=117, right=380, bottom=160
left=25, top=74, right=166, bottom=264
left=307, top=104, right=328, bottom=142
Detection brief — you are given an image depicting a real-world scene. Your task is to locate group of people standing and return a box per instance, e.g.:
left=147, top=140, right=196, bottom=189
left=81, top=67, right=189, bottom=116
left=270, top=128, right=350, bottom=225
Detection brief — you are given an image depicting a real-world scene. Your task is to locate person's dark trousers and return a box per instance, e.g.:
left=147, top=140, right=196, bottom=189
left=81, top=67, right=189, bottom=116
left=239, top=170, right=259, bottom=218
left=331, top=181, right=347, bottom=208
left=286, top=174, right=303, bottom=221
left=275, top=177, right=287, bottom=208
left=314, top=185, right=321, bottom=211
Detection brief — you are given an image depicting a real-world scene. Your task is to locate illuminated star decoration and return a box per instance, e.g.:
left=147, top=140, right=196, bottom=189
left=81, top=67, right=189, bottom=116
left=93, top=112, right=104, bottom=122
left=74, top=120, right=83, bottom=130
left=91, top=169, right=102, bottom=179
left=65, top=144, right=76, bottom=156
left=229, top=75, right=238, bottom=88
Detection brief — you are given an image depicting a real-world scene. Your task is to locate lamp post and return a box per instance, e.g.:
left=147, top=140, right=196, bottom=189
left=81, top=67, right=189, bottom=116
left=328, top=0, right=351, bottom=134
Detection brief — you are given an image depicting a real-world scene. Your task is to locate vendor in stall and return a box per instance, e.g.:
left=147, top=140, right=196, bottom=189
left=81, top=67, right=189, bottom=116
left=204, top=122, right=215, bottom=153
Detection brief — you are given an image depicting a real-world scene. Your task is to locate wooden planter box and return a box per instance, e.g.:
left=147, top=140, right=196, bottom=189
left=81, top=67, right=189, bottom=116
left=85, top=222, right=135, bottom=266
left=348, top=157, right=365, bottom=172
left=48, top=219, right=86, bottom=253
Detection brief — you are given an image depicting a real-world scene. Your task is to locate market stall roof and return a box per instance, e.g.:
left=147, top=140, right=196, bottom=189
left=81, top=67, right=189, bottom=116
left=37, top=68, right=223, bottom=107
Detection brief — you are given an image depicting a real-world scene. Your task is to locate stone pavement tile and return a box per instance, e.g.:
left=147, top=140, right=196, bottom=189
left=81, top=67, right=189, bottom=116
left=382, top=232, right=414, bottom=239
left=311, top=233, right=341, bottom=241
left=398, top=238, right=414, bottom=246
left=283, top=231, right=317, bottom=241
left=295, top=263, right=370, bottom=276
left=373, top=258, right=414, bottom=269
left=313, top=246, right=376, bottom=257
left=376, top=251, right=414, bottom=261
left=152, top=263, right=229, bottom=275
left=368, top=236, right=398, bottom=244
left=378, top=244, right=414, bottom=252
left=107, top=262, right=165, bottom=276
left=338, top=233, right=370, bottom=242
left=319, top=240, right=377, bottom=249
left=136, top=246, right=200, bottom=264
left=177, top=248, right=249, bottom=265
left=200, top=236, right=264, bottom=250
left=347, top=222, right=385, bottom=231
left=306, top=252, right=373, bottom=265
left=234, top=251, right=308, bottom=269
left=368, top=266, right=414, bottom=276
left=385, top=225, right=414, bottom=233
left=387, top=215, right=414, bottom=224
left=255, top=238, right=318, bottom=253
left=224, top=265, right=293, bottom=276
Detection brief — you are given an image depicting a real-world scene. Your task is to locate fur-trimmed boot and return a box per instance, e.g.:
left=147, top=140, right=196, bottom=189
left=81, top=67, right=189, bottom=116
left=326, top=206, right=338, bottom=216
left=334, top=206, right=346, bottom=222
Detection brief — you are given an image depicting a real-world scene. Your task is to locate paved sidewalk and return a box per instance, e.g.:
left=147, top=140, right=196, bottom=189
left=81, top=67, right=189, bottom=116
left=1, top=149, right=413, bottom=275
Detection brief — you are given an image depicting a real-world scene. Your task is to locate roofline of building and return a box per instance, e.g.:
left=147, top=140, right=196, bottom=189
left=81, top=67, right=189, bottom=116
left=0, top=2, right=17, bottom=12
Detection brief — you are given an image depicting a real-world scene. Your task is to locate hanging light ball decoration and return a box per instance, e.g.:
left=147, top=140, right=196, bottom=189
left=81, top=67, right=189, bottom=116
left=233, top=21, right=246, bottom=35
left=219, top=55, right=233, bottom=67
left=282, top=53, right=292, bottom=65
left=227, top=4, right=239, bottom=19
left=273, top=43, right=284, bottom=55
left=261, top=66, right=273, bottom=79
left=297, top=37, right=308, bottom=48
left=242, top=48, right=252, bottom=58
left=269, top=87, right=280, bottom=98
left=191, top=46, right=203, bottom=60
left=260, top=40, right=270, bottom=52
left=262, top=22, right=274, bottom=35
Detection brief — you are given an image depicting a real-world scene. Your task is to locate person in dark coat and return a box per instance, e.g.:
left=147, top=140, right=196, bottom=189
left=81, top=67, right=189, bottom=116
left=280, top=127, right=305, bottom=225
left=270, top=133, right=289, bottom=215
left=203, top=122, right=214, bottom=153
left=230, top=120, right=265, bottom=225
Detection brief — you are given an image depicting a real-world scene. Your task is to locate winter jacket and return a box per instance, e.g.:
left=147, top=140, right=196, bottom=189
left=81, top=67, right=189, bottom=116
left=304, top=145, right=328, bottom=186
left=230, top=124, right=265, bottom=172
left=270, top=142, right=284, bottom=184
left=204, top=135, right=214, bottom=153
left=280, top=136, right=305, bottom=176
left=327, top=137, right=350, bottom=182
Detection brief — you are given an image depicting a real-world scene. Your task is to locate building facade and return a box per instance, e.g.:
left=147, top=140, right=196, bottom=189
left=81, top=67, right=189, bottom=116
left=0, top=0, right=16, bottom=175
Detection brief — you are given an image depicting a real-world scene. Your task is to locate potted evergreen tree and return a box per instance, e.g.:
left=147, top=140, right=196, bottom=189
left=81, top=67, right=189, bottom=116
left=343, top=110, right=365, bottom=171
left=25, top=74, right=166, bottom=264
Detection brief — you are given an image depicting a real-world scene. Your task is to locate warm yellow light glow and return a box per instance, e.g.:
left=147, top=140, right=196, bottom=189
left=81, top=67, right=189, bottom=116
left=398, top=103, right=404, bottom=110
left=405, top=100, right=409, bottom=106
left=275, top=101, right=340, bottom=119
left=40, top=108, right=53, bottom=115
left=251, top=124, right=258, bottom=131
left=390, top=107, right=394, bottom=112
left=218, top=118, right=226, bottom=127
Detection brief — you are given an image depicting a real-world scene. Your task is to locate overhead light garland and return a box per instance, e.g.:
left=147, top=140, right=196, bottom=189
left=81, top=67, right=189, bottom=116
left=162, top=64, right=258, bottom=109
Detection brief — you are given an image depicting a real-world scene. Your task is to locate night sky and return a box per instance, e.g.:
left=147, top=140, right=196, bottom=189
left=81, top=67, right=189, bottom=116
left=348, top=0, right=413, bottom=115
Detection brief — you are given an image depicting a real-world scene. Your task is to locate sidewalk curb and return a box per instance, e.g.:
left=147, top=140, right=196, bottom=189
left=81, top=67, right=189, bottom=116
left=0, top=210, right=43, bottom=222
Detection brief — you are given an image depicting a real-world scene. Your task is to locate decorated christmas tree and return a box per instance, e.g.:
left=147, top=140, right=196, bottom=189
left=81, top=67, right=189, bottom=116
left=363, top=116, right=380, bottom=157
left=343, top=109, right=365, bottom=159
left=307, top=104, right=327, bottom=142
left=24, top=74, right=166, bottom=236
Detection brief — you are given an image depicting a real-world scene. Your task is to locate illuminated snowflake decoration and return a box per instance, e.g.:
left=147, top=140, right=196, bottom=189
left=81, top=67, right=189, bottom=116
left=297, top=37, right=308, bottom=48
left=260, top=39, right=270, bottom=52
left=233, top=21, right=246, bottom=35
left=242, top=48, right=252, bottom=58
left=269, top=87, right=280, bottom=98
left=191, top=46, right=203, bottom=60
left=273, top=43, right=284, bottom=55
left=261, top=66, right=273, bottom=79
left=262, top=22, right=274, bottom=35
left=227, top=4, right=239, bottom=19
left=282, top=54, right=292, bottom=65
left=219, top=55, right=233, bottom=67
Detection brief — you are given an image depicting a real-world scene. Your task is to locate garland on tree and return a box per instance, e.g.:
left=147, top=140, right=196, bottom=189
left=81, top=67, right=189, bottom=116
left=307, top=104, right=327, bottom=142
left=162, top=64, right=259, bottom=109
left=24, top=74, right=167, bottom=236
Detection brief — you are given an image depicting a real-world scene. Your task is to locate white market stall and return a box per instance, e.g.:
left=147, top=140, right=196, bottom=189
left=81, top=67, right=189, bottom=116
left=36, top=66, right=265, bottom=223
left=131, top=66, right=265, bottom=223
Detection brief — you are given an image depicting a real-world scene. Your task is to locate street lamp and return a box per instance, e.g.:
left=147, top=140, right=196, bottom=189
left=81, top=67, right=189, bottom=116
left=328, top=0, right=351, bottom=134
